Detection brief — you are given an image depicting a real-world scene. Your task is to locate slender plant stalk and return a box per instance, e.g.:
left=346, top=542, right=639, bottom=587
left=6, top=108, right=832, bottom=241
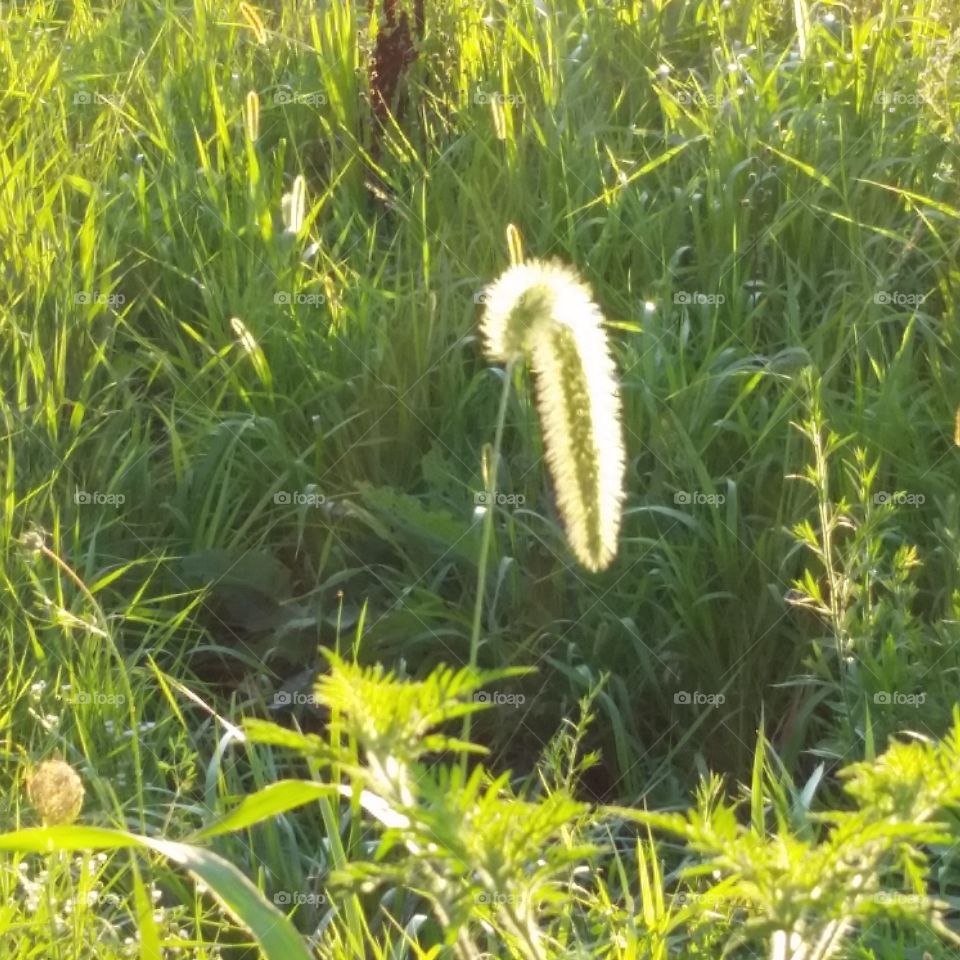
left=27, top=535, right=146, bottom=829
left=806, top=413, right=854, bottom=729
left=463, top=359, right=516, bottom=752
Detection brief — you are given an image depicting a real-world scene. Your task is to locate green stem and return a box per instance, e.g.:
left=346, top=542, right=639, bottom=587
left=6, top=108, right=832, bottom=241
left=39, top=541, right=145, bottom=832
left=463, top=360, right=515, bottom=752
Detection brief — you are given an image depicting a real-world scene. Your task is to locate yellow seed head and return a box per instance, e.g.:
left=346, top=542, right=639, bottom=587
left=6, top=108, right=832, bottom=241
left=25, top=759, right=85, bottom=826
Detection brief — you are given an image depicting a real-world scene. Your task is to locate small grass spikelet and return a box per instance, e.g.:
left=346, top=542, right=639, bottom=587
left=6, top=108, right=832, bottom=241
left=480, top=259, right=626, bottom=571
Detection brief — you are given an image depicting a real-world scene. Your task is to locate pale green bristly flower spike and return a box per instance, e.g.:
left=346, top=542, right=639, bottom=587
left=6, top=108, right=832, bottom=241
left=244, top=90, right=260, bottom=142
left=480, top=259, right=626, bottom=572
left=281, top=174, right=306, bottom=235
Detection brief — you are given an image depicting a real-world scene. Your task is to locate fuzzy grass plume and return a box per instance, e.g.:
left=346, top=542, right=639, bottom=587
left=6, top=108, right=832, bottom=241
left=480, top=259, right=625, bottom=572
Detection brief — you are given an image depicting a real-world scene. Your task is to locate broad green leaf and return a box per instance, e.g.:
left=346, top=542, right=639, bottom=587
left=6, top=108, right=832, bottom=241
left=357, top=483, right=480, bottom=568
left=242, top=718, right=331, bottom=756
left=192, top=780, right=339, bottom=841
left=0, top=827, right=312, bottom=960
left=177, top=548, right=292, bottom=599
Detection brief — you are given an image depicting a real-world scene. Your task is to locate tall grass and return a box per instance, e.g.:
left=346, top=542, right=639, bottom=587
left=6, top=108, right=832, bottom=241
left=2, top=0, right=960, bottom=955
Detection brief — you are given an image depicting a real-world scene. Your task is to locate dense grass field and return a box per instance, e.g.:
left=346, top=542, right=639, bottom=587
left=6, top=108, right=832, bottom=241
left=3, top=0, right=960, bottom=956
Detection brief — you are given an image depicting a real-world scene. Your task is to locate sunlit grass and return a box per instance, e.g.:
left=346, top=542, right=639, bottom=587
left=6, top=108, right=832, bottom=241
left=2, top=0, right=960, bottom=955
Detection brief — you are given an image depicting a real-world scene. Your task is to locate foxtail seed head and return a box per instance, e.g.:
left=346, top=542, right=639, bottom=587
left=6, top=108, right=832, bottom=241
left=479, top=259, right=625, bottom=572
